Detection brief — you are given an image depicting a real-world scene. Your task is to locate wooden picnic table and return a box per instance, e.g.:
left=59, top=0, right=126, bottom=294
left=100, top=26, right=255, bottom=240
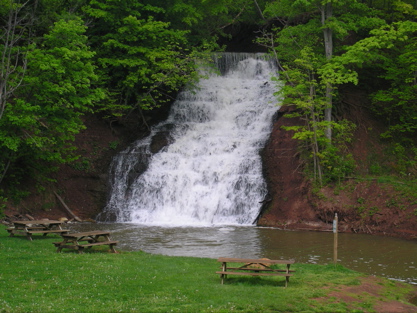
left=53, top=230, right=118, bottom=254
left=7, top=220, right=69, bottom=241
left=216, top=257, right=295, bottom=287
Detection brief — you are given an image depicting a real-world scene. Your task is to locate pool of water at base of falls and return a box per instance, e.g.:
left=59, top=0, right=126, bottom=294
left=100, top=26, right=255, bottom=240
left=66, top=223, right=417, bottom=285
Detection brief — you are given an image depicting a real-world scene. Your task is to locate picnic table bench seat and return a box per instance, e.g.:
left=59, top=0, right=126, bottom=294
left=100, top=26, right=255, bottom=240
left=224, top=267, right=295, bottom=273
left=216, top=257, right=295, bottom=287
left=78, top=240, right=119, bottom=248
left=54, top=231, right=118, bottom=253
left=54, top=240, right=118, bottom=253
left=215, top=271, right=294, bottom=277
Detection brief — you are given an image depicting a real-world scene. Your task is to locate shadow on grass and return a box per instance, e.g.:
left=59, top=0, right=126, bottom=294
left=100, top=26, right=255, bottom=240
left=215, top=276, right=293, bottom=287
left=7, top=235, right=63, bottom=241
left=56, top=247, right=120, bottom=254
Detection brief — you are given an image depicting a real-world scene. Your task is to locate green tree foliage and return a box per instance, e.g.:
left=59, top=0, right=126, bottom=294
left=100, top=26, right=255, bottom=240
left=323, top=18, right=417, bottom=139
left=0, top=0, right=254, bottom=198
left=272, top=46, right=356, bottom=184
left=0, top=16, right=104, bottom=185
left=143, top=0, right=263, bottom=38
left=0, top=0, right=36, bottom=187
left=82, top=0, right=215, bottom=115
left=0, top=0, right=35, bottom=122
left=0, top=0, right=264, bottom=202
left=259, top=0, right=374, bottom=184
left=262, top=0, right=417, bottom=181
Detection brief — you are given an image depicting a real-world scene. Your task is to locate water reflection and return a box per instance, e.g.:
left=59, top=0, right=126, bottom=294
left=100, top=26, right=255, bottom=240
left=66, top=223, right=417, bottom=285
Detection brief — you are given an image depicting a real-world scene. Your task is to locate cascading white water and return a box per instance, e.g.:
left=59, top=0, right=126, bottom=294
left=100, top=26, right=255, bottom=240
left=100, top=53, right=280, bottom=226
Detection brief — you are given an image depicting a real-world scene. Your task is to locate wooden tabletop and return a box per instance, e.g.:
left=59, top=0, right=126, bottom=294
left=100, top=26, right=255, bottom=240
left=217, top=257, right=295, bottom=264
left=13, top=220, right=64, bottom=225
left=62, top=230, right=111, bottom=238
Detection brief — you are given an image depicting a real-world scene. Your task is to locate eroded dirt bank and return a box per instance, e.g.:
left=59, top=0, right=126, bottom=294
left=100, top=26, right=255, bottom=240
left=259, top=104, right=417, bottom=240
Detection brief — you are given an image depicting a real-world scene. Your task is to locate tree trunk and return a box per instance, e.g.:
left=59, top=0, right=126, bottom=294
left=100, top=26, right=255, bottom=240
left=0, top=1, right=36, bottom=121
left=322, top=2, right=333, bottom=142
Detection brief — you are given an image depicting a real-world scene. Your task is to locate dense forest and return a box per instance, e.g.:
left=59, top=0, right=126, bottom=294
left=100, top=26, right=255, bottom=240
left=1, top=0, right=417, bottom=223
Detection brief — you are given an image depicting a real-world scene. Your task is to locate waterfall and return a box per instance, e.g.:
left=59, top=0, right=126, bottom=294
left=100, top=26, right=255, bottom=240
left=99, top=53, right=280, bottom=226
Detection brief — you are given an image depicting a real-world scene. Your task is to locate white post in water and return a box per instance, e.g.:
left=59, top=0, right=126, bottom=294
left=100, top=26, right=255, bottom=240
left=333, top=213, right=338, bottom=264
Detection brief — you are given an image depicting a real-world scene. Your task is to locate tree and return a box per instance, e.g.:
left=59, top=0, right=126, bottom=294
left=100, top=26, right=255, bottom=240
left=82, top=0, right=215, bottom=121
left=259, top=0, right=379, bottom=183
left=323, top=19, right=417, bottom=141
left=0, top=0, right=38, bottom=183
left=0, top=16, right=104, bottom=185
left=0, top=0, right=36, bottom=121
left=321, top=0, right=333, bottom=141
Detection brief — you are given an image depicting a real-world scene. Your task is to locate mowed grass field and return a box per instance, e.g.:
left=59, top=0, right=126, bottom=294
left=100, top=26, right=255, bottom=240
left=0, top=225, right=415, bottom=313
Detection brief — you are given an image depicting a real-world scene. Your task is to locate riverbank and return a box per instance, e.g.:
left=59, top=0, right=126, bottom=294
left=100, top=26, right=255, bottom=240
left=1, top=226, right=416, bottom=313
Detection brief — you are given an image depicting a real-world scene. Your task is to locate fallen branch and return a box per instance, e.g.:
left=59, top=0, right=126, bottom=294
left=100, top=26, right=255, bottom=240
left=54, top=191, right=82, bottom=222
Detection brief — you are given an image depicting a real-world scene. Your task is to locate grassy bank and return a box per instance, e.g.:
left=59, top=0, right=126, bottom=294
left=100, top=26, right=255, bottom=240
left=0, top=226, right=415, bottom=313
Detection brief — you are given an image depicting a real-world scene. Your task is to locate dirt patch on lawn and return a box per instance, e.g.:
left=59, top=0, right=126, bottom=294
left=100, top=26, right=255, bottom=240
left=314, top=276, right=417, bottom=312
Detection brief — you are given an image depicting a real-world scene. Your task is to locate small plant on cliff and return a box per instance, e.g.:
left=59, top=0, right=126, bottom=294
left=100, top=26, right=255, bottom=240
left=109, top=140, right=120, bottom=150
left=357, top=197, right=365, bottom=204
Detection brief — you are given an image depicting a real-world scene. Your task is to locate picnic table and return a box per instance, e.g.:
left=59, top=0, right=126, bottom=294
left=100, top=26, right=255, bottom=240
left=216, top=257, right=295, bottom=287
left=53, top=230, right=118, bottom=253
left=7, top=220, right=69, bottom=241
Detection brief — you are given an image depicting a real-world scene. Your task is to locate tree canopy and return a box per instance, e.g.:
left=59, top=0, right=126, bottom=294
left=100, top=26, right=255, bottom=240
left=259, top=0, right=417, bottom=183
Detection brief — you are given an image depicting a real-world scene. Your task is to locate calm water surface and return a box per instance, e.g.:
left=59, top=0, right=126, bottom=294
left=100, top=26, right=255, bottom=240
left=67, top=223, right=417, bottom=285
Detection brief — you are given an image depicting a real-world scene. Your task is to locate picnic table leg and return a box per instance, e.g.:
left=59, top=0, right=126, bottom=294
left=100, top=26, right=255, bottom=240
left=285, top=264, right=291, bottom=287
left=56, top=239, right=69, bottom=253
left=103, top=234, right=118, bottom=253
left=25, top=231, right=33, bottom=241
left=220, top=262, right=227, bottom=284
left=110, top=244, right=117, bottom=253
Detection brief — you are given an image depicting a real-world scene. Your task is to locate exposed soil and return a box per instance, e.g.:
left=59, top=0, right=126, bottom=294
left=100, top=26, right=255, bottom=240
left=258, top=92, right=417, bottom=241
left=314, top=276, right=417, bottom=313
left=259, top=104, right=321, bottom=230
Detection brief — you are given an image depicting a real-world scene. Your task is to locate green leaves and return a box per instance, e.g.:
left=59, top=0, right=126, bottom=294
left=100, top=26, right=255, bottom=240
left=325, top=20, right=417, bottom=139
left=84, top=0, right=208, bottom=112
left=0, top=15, right=104, bottom=183
left=0, top=0, right=224, bottom=188
left=260, top=0, right=374, bottom=184
left=264, top=0, right=417, bottom=183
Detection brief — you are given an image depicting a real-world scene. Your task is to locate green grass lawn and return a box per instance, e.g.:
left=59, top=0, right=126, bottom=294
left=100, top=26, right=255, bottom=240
left=0, top=226, right=415, bottom=313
